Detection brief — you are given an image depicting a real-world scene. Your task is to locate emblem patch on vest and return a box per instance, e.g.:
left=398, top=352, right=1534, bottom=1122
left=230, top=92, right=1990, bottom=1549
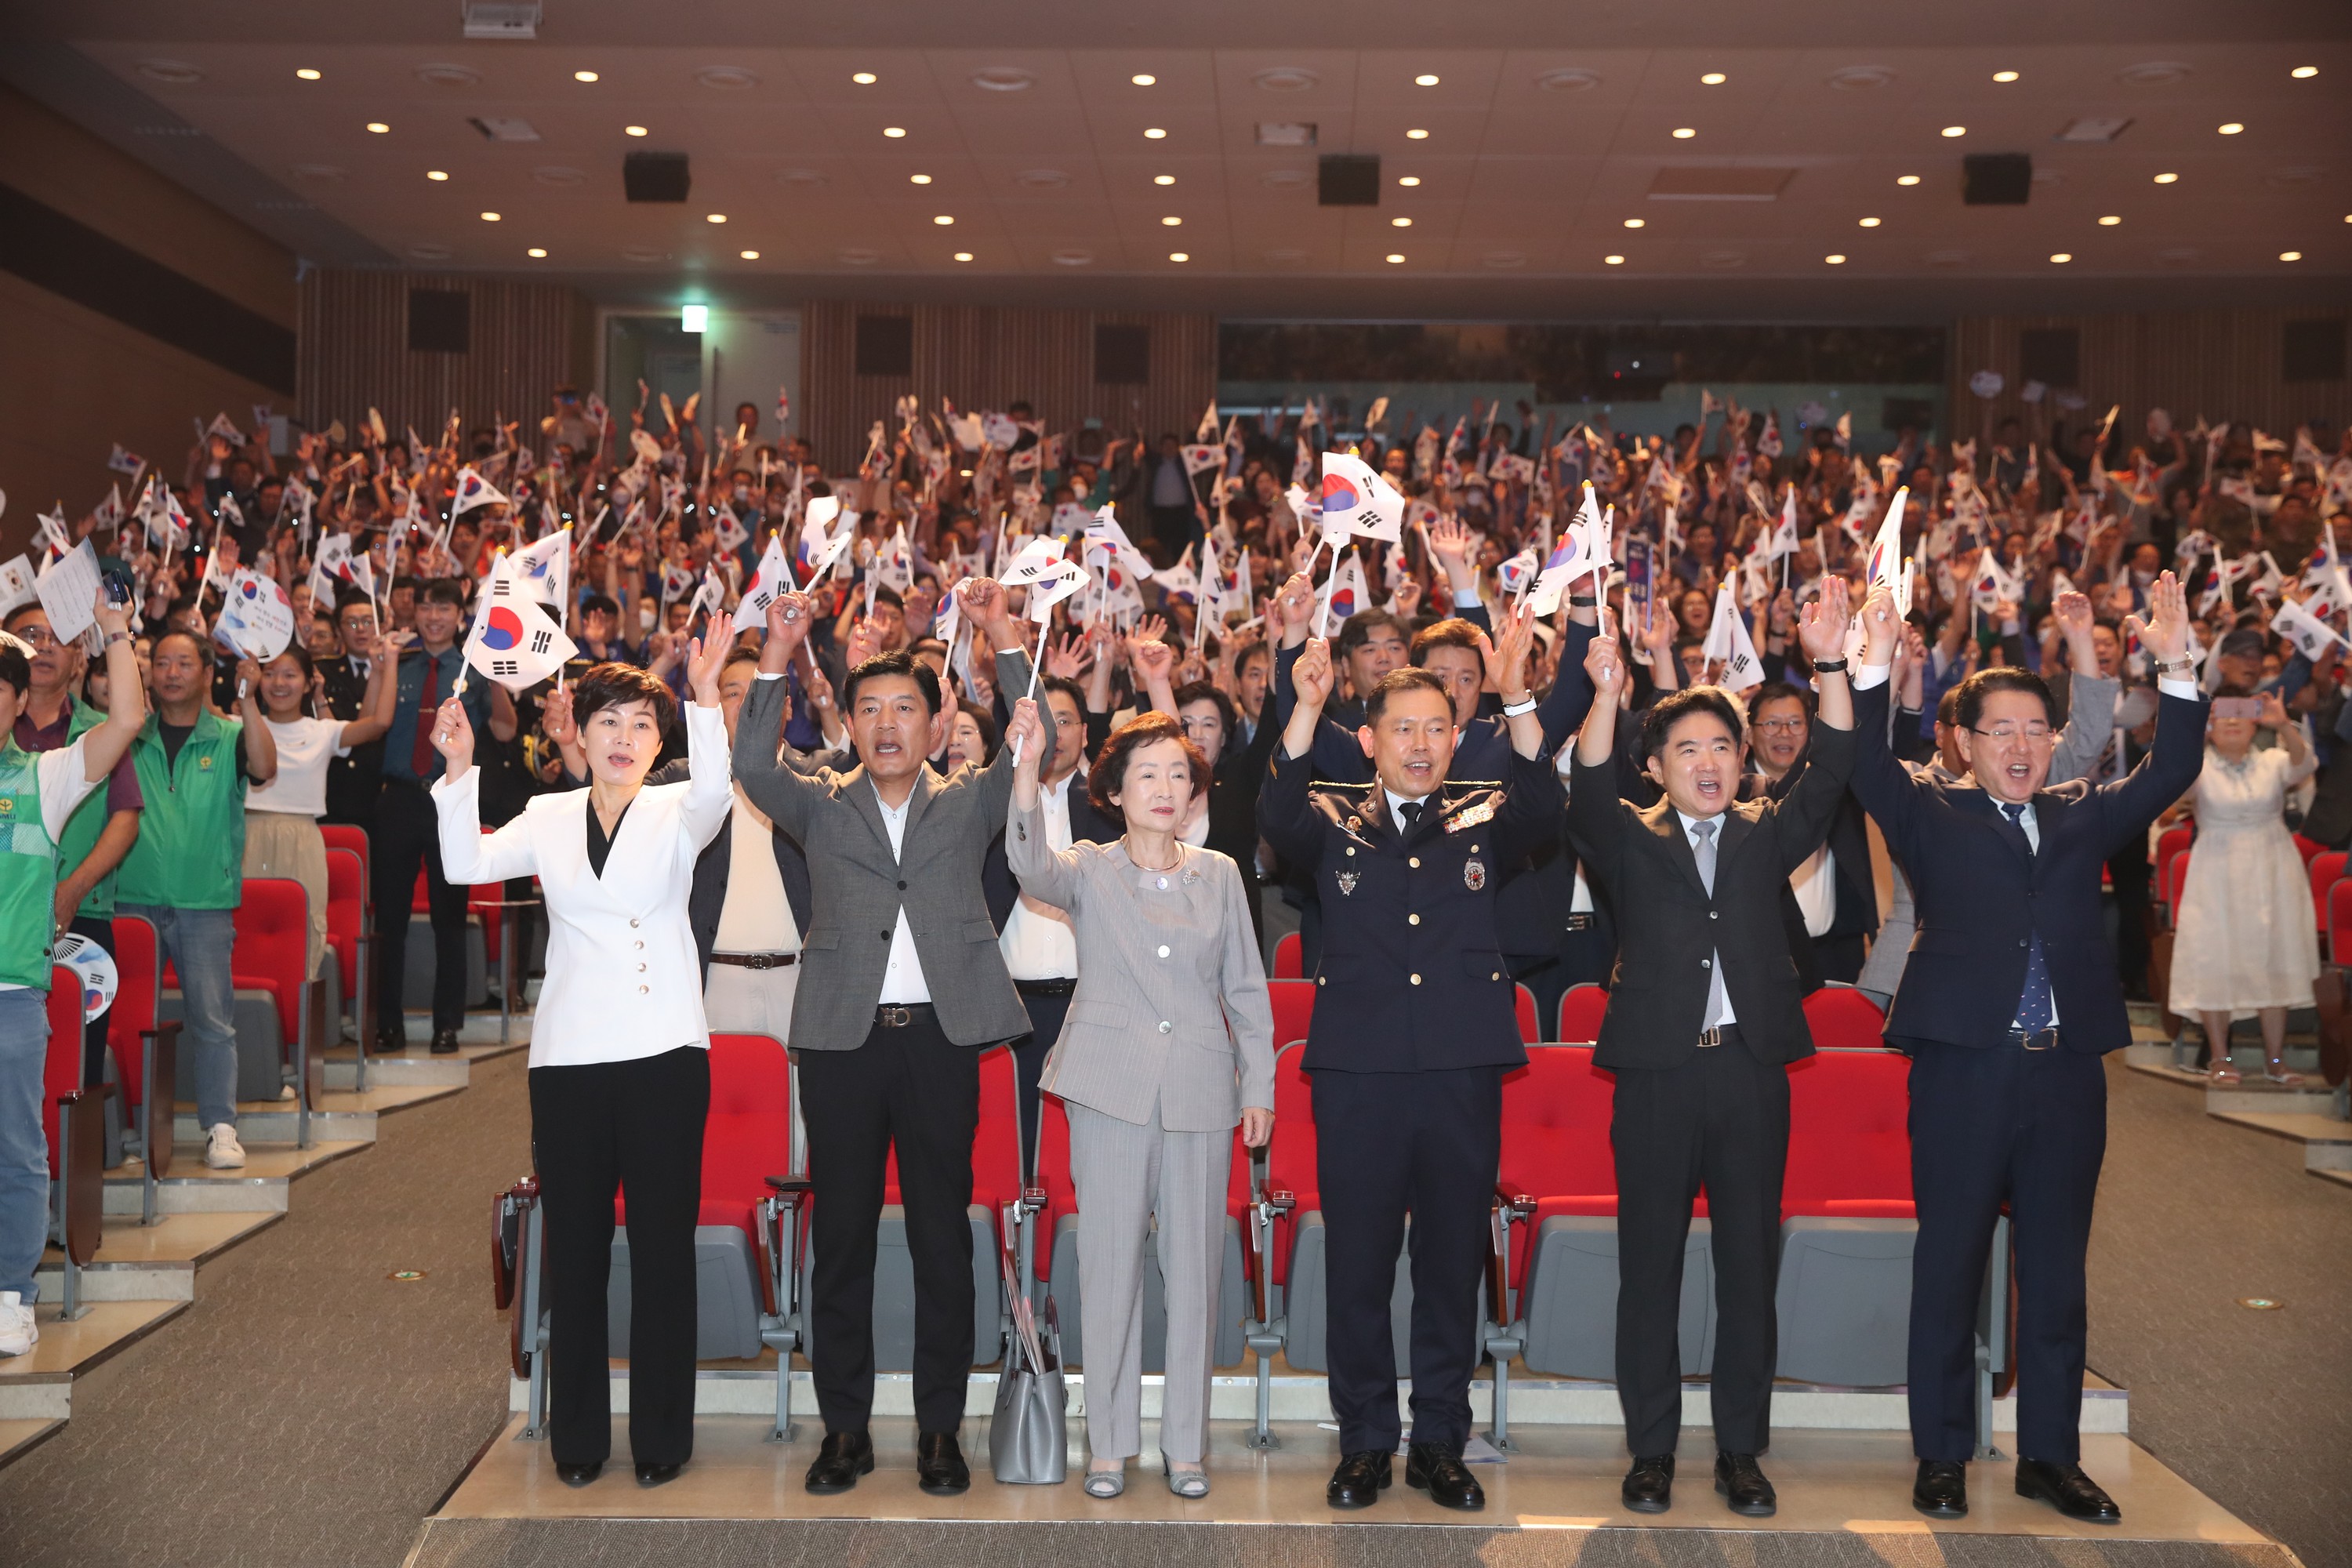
left=1335, top=870, right=1359, bottom=897
left=1463, top=858, right=1486, bottom=891
left=198, top=756, right=214, bottom=771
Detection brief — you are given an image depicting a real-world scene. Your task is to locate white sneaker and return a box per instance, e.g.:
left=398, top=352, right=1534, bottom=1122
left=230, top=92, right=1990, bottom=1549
left=0, top=1291, right=36, bottom=1358
left=205, top=1123, right=246, bottom=1169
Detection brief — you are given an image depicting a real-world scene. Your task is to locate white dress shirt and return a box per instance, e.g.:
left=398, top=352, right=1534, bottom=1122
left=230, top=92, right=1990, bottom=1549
left=1677, top=809, right=1738, bottom=1029
left=1000, top=769, right=1080, bottom=980
left=1385, top=786, right=1432, bottom=837
left=873, top=780, right=933, bottom=1004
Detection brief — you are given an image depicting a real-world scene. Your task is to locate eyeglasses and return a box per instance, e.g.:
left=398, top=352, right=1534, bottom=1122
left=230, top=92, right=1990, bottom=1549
left=1754, top=717, right=1807, bottom=735
left=1969, top=724, right=2053, bottom=743
left=12, top=626, right=55, bottom=650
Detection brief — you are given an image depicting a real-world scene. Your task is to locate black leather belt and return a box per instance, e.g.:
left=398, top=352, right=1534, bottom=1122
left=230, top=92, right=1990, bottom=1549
left=1563, top=914, right=1598, bottom=932
left=1015, top=977, right=1077, bottom=996
left=710, top=952, right=798, bottom=971
left=875, top=1003, right=936, bottom=1028
left=2008, top=1027, right=2062, bottom=1051
left=1697, top=1023, right=1744, bottom=1050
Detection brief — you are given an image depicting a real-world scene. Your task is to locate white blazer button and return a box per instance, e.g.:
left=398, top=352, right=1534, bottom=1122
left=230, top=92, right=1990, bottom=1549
left=630, top=919, right=640, bottom=928
left=638, top=984, right=649, bottom=993
left=1157, top=945, right=1171, bottom=958
left=637, top=963, right=648, bottom=972
left=1158, top=1021, right=1173, bottom=1033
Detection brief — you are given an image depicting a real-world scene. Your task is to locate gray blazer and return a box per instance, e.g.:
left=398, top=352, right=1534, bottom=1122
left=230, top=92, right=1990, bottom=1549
left=731, top=651, right=1047, bottom=1053
left=1007, top=796, right=1276, bottom=1132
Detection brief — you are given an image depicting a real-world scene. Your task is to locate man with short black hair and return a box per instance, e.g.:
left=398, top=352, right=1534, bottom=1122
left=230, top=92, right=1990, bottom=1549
left=1747, top=680, right=1876, bottom=985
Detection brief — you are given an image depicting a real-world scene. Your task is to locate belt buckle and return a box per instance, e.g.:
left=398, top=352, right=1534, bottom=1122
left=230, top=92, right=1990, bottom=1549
left=1697, top=1025, right=1722, bottom=1049
left=746, top=954, right=774, bottom=971
left=878, top=1004, right=911, bottom=1028
left=2019, top=1028, right=2059, bottom=1051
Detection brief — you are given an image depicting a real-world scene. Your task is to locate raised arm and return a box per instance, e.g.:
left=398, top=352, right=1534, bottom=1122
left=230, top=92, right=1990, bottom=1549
left=426, top=696, right=539, bottom=884
left=1257, top=636, right=1334, bottom=866
left=75, top=590, right=146, bottom=784
left=1847, top=583, right=1932, bottom=855
left=1002, top=697, right=1084, bottom=909
left=1565, top=615, right=1633, bottom=888
left=677, top=630, right=735, bottom=852
left=734, top=590, right=828, bottom=835
left=2096, top=571, right=2207, bottom=852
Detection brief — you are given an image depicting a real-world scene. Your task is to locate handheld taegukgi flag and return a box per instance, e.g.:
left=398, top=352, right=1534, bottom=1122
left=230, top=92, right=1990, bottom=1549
left=1700, top=575, right=1766, bottom=693
left=1865, top=486, right=1912, bottom=619
left=1319, top=451, right=1404, bottom=544
left=463, top=553, right=578, bottom=692
left=509, top=526, right=571, bottom=612
left=1316, top=550, right=1370, bottom=639
left=734, top=532, right=795, bottom=633
left=450, top=466, right=510, bottom=517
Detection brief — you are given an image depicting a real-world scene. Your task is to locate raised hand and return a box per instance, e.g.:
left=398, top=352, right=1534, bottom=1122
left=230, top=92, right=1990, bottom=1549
left=430, top=695, right=475, bottom=777
left=541, top=682, right=576, bottom=747
left=1291, top=635, right=1335, bottom=712
left=2052, top=588, right=2094, bottom=643
left=1006, top=697, right=1047, bottom=778
left=2258, top=690, right=2291, bottom=730
left=684, top=631, right=730, bottom=704
left=1275, top=571, right=1317, bottom=637
left=928, top=671, right=959, bottom=758
left=1428, top=515, right=1472, bottom=572
left=1480, top=601, right=1536, bottom=701
left=1044, top=631, right=1091, bottom=681
left=1858, top=583, right=1902, bottom=666
left=1392, top=575, right=1424, bottom=618
left=1130, top=635, right=1175, bottom=688
left=956, top=575, right=1011, bottom=636
left=1796, top=575, right=1852, bottom=662
left=843, top=615, right=884, bottom=670
left=761, top=590, right=814, bottom=673
left=1584, top=610, right=1627, bottom=701
left=2128, top=569, right=2189, bottom=665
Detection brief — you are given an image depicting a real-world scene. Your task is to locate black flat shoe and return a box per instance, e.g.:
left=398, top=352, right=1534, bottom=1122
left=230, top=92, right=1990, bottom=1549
left=554, top=1460, right=601, bottom=1488
left=916, top=1430, right=971, bottom=1495
left=2016, top=1457, right=2121, bottom=1523
left=804, top=1429, right=875, bottom=1494
left=1714, top=1452, right=1776, bottom=1517
left=1327, top=1449, right=1393, bottom=1509
left=429, top=1029, right=462, bottom=1054
left=634, top=1461, right=681, bottom=1487
left=372, top=1024, right=405, bottom=1054
left=1622, top=1453, right=1675, bottom=1513
left=1914, top=1459, right=1968, bottom=1519
left=1404, top=1443, right=1484, bottom=1510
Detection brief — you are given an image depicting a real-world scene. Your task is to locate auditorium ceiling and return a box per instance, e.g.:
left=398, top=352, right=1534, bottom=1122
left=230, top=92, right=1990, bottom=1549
left=3, top=1, right=2347, bottom=317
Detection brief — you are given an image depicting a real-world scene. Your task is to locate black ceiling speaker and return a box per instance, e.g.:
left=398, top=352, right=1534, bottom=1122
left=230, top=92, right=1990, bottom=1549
left=1319, top=154, right=1381, bottom=206
left=623, top=151, right=691, bottom=203
left=1962, top=153, right=2032, bottom=205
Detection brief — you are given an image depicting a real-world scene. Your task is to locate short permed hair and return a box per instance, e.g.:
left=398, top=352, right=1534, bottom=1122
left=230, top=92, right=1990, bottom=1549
left=1087, top=711, right=1210, bottom=818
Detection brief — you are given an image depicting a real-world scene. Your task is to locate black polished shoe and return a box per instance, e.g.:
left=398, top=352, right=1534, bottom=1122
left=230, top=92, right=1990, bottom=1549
left=634, top=1461, right=681, bottom=1487
left=554, top=1460, right=601, bottom=1488
left=1327, top=1449, right=1393, bottom=1509
left=2016, top=1457, right=2122, bottom=1523
left=372, top=1023, right=406, bottom=1054
left=1714, top=1452, right=1776, bottom=1517
left=916, top=1430, right=971, bottom=1495
left=1404, top=1443, right=1485, bottom=1510
left=429, top=1029, right=462, bottom=1054
left=1621, top=1453, right=1675, bottom=1513
left=803, top=1429, right=875, bottom=1494
left=1914, top=1460, right=1969, bottom=1519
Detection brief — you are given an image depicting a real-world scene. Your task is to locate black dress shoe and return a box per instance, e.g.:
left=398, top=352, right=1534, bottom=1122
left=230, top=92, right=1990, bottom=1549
left=2016, top=1457, right=2122, bottom=1523
left=634, top=1461, right=681, bottom=1487
left=1622, top=1453, right=1675, bottom=1513
left=1327, top=1449, right=1393, bottom=1508
left=1715, top=1452, right=1776, bottom=1517
left=430, top=1029, right=462, bottom=1054
left=372, top=1024, right=405, bottom=1054
left=1404, top=1443, right=1485, bottom=1510
left=804, top=1429, right=875, bottom=1494
left=554, top=1460, right=601, bottom=1488
left=916, top=1430, right=971, bottom=1495
left=1914, top=1459, right=1968, bottom=1519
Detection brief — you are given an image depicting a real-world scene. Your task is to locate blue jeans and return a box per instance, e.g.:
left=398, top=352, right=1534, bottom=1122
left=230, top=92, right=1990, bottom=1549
left=0, top=989, right=53, bottom=1301
left=122, top=904, right=240, bottom=1131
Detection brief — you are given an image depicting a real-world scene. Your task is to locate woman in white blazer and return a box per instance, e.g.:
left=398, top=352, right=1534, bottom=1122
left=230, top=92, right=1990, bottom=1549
left=1004, top=702, right=1275, bottom=1500
left=430, top=642, right=731, bottom=1491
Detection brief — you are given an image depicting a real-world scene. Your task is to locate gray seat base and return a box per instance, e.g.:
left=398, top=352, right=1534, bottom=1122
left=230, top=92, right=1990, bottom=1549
left=1519, top=1214, right=1714, bottom=1379
left=1044, top=1213, right=1247, bottom=1371
left=1773, top=1217, right=1916, bottom=1387
left=162, top=986, right=285, bottom=1103
left=402, top=919, right=488, bottom=1011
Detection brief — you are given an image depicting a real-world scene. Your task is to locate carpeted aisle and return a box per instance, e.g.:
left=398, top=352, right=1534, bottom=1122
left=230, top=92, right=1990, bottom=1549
left=2088, top=1059, right=2352, bottom=1568
left=0, top=1051, right=531, bottom=1568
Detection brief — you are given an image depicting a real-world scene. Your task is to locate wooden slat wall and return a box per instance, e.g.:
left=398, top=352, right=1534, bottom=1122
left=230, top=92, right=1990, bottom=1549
left=802, top=300, right=1215, bottom=474
left=296, top=270, right=593, bottom=438
left=1949, top=309, right=2351, bottom=439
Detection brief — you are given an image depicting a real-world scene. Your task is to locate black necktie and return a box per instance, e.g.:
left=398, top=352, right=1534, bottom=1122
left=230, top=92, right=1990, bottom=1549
left=1399, top=799, right=1425, bottom=835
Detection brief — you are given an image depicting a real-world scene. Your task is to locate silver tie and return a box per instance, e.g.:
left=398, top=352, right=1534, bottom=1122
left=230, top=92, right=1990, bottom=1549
left=1692, top=819, right=1730, bottom=1033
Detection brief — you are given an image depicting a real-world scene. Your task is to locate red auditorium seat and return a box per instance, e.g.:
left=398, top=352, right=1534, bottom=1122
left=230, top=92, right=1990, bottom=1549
left=1554, top=983, right=1607, bottom=1045
left=44, top=965, right=103, bottom=1313
left=234, top=878, right=321, bottom=1147
left=1514, top=982, right=1541, bottom=1044
left=1802, top=985, right=1887, bottom=1051
left=324, top=848, right=368, bottom=1072
left=1272, top=931, right=1301, bottom=979
left=1241, top=1040, right=1319, bottom=1444
left=2293, top=833, right=2324, bottom=867
left=2310, top=851, right=2344, bottom=946
left=1268, top=978, right=1314, bottom=1054
left=105, top=914, right=177, bottom=1223
left=319, top=822, right=368, bottom=869
left=1781, top=1049, right=1915, bottom=1218
left=2154, top=827, right=2192, bottom=919
left=2329, top=879, right=2352, bottom=967
left=1775, top=1047, right=1918, bottom=1387
left=2164, top=851, right=2191, bottom=926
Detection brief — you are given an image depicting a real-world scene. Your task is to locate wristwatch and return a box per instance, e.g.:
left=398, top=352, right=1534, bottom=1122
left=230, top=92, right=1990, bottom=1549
left=1811, top=657, right=1850, bottom=673
left=1501, top=695, right=1538, bottom=717
left=1566, top=594, right=1597, bottom=608
left=2153, top=656, right=2195, bottom=677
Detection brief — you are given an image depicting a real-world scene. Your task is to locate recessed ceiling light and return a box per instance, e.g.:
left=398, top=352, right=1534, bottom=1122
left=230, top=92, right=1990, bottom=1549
left=1406, top=129, right=1430, bottom=140
left=1700, top=72, right=1727, bottom=85
left=1153, top=174, right=1174, bottom=185
left=739, top=249, right=760, bottom=260
left=1161, top=216, right=1181, bottom=226
left=1131, top=74, right=1156, bottom=86
left=884, top=127, right=907, bottom=138
left=1623, top=217, right=1645, bottom=229
left=1414, top=74, right=1439, bottom=87
left=909, top=173, right=931, bottom=184
left=1144, top=127, right=1167, bottom=139
left=1397, top=175, right=1421, bottom=187
left=1941, top=125, right=1966, bottom=138
left=1858, top=216, right=1881, bottom=227
left=1824, top=253, right=1846, bottom=264
left=1385, top=253, right=1406, bottom=263
left=296, top=67, right=321, bottom=81
left=706, top=212, right=727, bottom=223
left=2291, top=65, right=2318, bottom=79
left=1169, top=252, right=1189, bottom=262
left=1992, top=70, right=2020, bottom=83
left=426, top=169, right=449, bottom=180
left=1603, top=254, right=1625, bottom=265
left=480, top=211, right=501, bottom=222
left=2098, top=214, right=2122, bottom=226
left=366, top=122, right=390, bottom=134
left=2218, top=122, right=2244, bottom=134
left=1671, top=127, right=1697, bottom=139
left=934, top=214, right=954, bottom=224
left=1896, top=173, right=1920, bottom=185
left=573, top=71, right=598, bottom=83
left=852, top=72, right=877, bottom=85
left=1392, top=216, right=1411, bottom=227
left=2049, top=252, right=2072, bottom=263
left=527, top=247, right=547, bottom=258
left=2154, top=170, right=2179, bottom=183
left=2281, top=250, right=2303, bottom=261
left=624, top=125, right=648, bottom=136
left=680, top=305, right=707, bottom=332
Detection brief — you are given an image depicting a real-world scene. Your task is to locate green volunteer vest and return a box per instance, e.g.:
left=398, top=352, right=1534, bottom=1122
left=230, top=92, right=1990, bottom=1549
left=0, top=739, right=65, bottom=991
left=118, top=710, right=247, bottom=911
left=57, top=699, right=120, bottom=919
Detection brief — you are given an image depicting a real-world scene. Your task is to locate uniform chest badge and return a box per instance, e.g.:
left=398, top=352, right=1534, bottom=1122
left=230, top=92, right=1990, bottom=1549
left=1335, top=870, right=1359, bottom=897
left=1446, top=800, right=1495, bottom=833
left=1346, top=815, right=1363, bottom=833
left=1463, top=858, right=1486, bottom=891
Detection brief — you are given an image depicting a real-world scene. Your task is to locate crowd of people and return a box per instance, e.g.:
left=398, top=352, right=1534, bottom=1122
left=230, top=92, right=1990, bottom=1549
left=3, top=381, right=2348, bottom=1523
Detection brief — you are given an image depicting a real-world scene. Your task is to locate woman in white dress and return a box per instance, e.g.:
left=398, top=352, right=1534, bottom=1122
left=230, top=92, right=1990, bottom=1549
left=2169, top=688, right=2317, bottom=1085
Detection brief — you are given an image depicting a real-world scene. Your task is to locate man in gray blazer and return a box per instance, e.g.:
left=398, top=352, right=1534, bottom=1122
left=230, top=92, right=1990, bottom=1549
left=736, top=579, right=1051, bottom=1498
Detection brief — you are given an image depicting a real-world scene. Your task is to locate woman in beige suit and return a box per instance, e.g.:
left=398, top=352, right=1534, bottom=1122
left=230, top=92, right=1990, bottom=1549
left=1005, top=701, right=1275, bottom=1500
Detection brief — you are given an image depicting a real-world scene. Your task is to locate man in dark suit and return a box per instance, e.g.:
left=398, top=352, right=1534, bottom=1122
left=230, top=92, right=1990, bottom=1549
left=319, top=597, right=387, bottom=832
left=1258, top=604, right=1561, bottom=1514
left=1747, top=681, right=1877, bottom=984
left=1565, top=587, right=1857, bottom=1519
left=1846, top=573, right=2201, bottom=1526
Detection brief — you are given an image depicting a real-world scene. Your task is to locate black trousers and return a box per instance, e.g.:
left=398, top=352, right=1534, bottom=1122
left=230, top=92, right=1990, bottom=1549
left=1312, top=1065, right=1500, bottom=1455
left=1813, top=931, right=1867, bottom=985
left=372, top=779, right=470, bottom=1035
left=797, top=1012, right=981, bottom=1435
left=71, top=915, right=113, bottom=1086
left=2107, top=848, right=2152, bottom=996
left=1611, top=1042, right=1789, bottom=1457
left=1904, top=1041, right=2106, bottom=1464
left=528, top=1046, right=710, bottom=1468
left=1010, top=985, right=1073, bottom=1181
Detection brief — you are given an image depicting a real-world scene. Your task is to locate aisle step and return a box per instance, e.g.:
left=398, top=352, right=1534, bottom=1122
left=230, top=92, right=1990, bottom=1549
left=34, top=1211, right=281, bottom=1302
left=101, top=1139, right=368, bottom=1216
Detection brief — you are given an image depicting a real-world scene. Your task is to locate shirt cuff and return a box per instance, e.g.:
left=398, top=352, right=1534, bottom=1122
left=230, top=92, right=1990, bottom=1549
left=1452, top=589, right=1482, bottom=609
left=2155, top=675, right=2201, bottom=702
left=1853, top=662, right=1892, bottom=691
left=756, top=671, right=785, bottom=681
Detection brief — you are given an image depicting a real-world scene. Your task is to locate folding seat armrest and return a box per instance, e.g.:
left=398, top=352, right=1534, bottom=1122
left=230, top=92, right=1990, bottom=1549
left=490, top=1177, right=539, bottom=1310
left=764, top=1175, right=813, bottom=1198
left=1486, top=1189, right=1534, bottom=1332
left=1014, top=1183, right=1047, bottom=1224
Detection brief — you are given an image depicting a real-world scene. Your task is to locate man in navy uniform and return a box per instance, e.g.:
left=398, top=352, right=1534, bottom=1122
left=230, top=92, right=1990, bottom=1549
left=1847, top=573, right=2200, bottom=1525
left=1259, top=604, right=1563, bottom=1512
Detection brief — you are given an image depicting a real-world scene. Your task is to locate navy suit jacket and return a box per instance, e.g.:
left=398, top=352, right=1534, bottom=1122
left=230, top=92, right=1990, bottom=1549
left=1846, top=677, right=2205, bottom=1055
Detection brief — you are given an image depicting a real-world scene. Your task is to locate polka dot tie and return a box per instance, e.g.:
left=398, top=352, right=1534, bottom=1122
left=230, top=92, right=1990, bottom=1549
left=2001, top=803, right=2056, bottom=1031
